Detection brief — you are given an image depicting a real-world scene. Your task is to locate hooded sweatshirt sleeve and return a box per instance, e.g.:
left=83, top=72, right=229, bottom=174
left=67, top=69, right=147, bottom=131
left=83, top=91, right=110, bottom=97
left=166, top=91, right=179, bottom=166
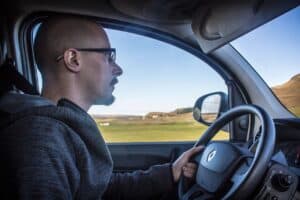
left=103, top=163, right=177, bottom=200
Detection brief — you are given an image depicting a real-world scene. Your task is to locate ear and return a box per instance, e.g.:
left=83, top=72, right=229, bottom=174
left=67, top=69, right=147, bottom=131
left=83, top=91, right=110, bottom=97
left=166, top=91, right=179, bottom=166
left=63, top=48, right=81, bottom=73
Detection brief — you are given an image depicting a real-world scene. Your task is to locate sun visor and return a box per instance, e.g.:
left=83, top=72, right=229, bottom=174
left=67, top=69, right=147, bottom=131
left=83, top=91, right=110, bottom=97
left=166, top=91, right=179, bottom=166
left=192, top=0, right=300, bottom=53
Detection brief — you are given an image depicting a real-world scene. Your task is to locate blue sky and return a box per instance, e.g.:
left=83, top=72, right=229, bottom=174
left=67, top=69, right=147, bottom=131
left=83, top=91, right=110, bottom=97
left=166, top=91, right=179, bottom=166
left=87, top=6, right=300, bottom=116
left=231, top=6, right=300, bottom=86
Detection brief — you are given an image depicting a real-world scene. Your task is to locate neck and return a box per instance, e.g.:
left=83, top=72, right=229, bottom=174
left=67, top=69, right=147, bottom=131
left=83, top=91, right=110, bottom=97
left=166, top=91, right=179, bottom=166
left=42, top=83, right=92, bottom=111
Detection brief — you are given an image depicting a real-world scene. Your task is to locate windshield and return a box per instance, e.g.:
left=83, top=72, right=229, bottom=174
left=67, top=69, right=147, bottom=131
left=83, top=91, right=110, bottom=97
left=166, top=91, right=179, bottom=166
left=231, top=6, right=300, bottom=117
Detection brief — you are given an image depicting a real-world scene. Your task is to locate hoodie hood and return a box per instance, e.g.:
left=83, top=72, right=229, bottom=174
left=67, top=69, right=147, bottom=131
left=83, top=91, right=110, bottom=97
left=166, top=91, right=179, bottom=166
left=0, top=91, right=54, bottom=114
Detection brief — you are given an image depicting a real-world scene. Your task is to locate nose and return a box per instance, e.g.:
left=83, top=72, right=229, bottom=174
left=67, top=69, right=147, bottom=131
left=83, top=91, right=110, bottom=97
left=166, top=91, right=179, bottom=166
left=112, top=62, right=123, bottom=77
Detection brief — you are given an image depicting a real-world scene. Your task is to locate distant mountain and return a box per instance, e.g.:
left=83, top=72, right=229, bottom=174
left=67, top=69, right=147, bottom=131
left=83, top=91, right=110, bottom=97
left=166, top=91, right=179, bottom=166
left=272, top=74, right=300, bottom=108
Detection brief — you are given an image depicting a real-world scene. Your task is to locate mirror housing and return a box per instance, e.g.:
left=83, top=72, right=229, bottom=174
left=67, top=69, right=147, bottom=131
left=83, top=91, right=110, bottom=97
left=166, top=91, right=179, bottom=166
left=193, top=92, right=228, bottom=125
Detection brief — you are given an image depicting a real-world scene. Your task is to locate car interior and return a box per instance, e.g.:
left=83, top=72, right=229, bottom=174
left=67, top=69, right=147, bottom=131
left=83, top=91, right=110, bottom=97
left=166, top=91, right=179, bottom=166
left=1, top=0, right=300, bottom=199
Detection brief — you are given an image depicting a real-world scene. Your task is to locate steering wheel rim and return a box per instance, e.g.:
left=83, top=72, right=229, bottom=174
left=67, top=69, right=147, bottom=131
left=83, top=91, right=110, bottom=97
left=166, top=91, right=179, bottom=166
left=178, top=104, right=276, bottom=200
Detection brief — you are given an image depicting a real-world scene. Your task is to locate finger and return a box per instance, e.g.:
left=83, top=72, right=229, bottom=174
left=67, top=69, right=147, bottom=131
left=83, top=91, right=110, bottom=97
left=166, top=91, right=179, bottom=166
left=191, top=145, right=205, bottom=154
left=183, top=169, right=193, bottom=176
left=182, top=166, right=195, bottom=171
left=183, top=167, right=197, bottom=174
left=185, top=163, right=197, bottom=169
left=183, top=166, right=196, bottom=173
left=183, top=166, right=197, bottom=174
left=189, top=145, right=204, bottom=152
left=183, top=171, right=195, bottom=178
left=183, top=170, right=196, bottom=178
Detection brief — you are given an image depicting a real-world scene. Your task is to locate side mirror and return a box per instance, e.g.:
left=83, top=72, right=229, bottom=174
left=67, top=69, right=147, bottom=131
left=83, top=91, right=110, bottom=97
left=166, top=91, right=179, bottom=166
left=193, top=92, right=228, bottom=125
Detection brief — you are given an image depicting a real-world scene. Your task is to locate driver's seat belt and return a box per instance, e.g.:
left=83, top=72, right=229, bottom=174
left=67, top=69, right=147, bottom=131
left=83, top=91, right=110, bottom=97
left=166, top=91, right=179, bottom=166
left=0, top=58, right=39, bottom=96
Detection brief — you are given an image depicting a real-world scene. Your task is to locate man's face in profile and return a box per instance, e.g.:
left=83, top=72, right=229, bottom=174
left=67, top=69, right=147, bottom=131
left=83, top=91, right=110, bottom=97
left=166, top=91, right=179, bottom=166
left=80, top=29, right=122, bottom=106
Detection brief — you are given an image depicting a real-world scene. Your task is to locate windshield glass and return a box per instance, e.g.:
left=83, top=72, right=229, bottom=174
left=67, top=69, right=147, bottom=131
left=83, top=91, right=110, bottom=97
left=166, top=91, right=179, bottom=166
left=231, top=6, right=300, bottom=117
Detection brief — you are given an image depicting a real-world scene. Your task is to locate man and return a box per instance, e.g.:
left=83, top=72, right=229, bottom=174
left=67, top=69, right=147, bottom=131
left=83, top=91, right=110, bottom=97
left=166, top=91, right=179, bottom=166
left=0, top=15, right=202, bottom=199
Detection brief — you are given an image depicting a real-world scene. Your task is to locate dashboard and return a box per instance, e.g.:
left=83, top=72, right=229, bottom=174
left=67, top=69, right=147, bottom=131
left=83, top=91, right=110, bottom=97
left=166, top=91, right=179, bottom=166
left=275, top=118, right=300, bottom=175
left=256, top=118, right=300, bottom=200
left=276, top=142, right=300, bottom=172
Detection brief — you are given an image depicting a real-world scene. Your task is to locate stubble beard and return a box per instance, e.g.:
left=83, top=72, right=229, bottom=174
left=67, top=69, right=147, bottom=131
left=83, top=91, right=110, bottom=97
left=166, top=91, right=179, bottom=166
left=94, top=95, right=115, bottom=106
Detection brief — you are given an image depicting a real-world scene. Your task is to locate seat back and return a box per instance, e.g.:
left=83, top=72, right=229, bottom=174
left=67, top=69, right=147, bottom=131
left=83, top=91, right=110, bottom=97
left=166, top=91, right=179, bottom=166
left=0, top=59, right=39, bottom=96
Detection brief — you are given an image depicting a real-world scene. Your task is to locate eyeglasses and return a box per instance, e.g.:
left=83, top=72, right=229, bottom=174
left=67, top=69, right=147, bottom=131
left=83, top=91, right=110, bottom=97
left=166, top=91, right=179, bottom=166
left=55, top=48, right=116, bottom=63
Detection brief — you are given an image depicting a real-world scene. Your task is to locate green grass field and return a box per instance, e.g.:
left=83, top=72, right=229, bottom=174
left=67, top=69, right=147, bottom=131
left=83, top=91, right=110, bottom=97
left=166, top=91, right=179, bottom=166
left=95, top=115, right=228, bottom=143
left=94, top=104, right=300, bottom=143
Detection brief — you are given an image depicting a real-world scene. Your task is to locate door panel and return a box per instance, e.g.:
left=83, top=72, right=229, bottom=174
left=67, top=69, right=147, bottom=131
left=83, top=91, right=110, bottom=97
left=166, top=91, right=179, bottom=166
left=108, top=142, right=194, bottom=172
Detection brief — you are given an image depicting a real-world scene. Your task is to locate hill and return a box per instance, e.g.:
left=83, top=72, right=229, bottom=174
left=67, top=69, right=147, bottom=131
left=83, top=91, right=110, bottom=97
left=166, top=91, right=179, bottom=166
left=272, top=74, right=300, bottom=107
left=145, top=107, right=192, bottom=119
left=272, top=74, right=300, bottom=115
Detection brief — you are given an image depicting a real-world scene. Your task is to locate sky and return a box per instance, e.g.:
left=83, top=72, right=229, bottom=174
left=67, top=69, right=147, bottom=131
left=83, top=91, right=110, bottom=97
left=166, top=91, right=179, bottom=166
left=231, top=6, right=300, bottom=86
left=89, top=6, right=299, bottom=116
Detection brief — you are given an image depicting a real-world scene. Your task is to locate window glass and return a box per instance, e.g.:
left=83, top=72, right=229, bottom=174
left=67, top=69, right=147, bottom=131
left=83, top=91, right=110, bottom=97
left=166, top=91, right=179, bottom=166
left=33, top=26, right=228, bottom=143
left=231, top=6, right=300, bottom=117
left=88, top=29, right=228, bottom=143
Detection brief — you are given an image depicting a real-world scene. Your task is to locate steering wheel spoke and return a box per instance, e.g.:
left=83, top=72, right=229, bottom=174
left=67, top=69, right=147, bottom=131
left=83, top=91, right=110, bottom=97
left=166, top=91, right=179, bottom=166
left=230, top=160, right=249, bottom=187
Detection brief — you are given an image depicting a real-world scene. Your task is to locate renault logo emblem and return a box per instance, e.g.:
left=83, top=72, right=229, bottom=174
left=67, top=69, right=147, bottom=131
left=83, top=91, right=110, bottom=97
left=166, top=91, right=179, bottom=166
left=207, top=150, right=216, bottom=162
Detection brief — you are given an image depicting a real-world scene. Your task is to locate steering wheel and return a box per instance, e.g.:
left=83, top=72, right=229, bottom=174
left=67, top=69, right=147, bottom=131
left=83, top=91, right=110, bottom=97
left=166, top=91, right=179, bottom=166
left=178, top=105, right=276, bottom=200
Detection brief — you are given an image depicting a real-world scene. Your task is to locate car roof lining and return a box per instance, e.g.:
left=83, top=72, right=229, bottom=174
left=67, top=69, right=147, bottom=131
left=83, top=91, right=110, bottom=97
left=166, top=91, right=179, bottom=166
left=7, top=0, right=300, bottom=54
left=7, top=0, right=298, bottom=53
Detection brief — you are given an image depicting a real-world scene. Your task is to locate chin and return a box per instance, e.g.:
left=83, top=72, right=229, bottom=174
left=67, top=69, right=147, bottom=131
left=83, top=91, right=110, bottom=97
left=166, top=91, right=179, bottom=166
left=94, top=95, right=115, bottom=106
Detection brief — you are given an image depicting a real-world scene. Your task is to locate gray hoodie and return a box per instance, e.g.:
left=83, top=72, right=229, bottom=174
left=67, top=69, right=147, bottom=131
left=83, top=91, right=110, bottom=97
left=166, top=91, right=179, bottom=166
left=0, top=92, right=175, bottom=200
left=0, top=92, right=113, bottom=199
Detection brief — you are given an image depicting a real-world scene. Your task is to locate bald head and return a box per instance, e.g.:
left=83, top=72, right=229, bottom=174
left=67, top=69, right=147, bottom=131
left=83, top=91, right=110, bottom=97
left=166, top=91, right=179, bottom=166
left=33, top=15, right=122, bottom=110
left=34, top=15, right=108, bottom=75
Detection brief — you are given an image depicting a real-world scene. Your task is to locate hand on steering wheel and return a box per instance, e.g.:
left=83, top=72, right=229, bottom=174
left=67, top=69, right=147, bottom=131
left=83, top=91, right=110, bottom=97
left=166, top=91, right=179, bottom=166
left=172, top=146, right=204, bottom=182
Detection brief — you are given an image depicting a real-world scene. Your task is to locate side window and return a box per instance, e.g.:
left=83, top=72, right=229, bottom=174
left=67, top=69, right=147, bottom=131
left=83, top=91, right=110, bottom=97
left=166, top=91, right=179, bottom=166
left=88, top=29, right=228, bottom=143
left=33, top=26, right=228, bottom=143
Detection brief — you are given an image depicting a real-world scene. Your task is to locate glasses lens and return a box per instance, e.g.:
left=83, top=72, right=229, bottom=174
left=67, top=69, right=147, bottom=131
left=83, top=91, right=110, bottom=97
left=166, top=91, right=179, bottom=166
left=108, top=51, right=116, bottom=63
